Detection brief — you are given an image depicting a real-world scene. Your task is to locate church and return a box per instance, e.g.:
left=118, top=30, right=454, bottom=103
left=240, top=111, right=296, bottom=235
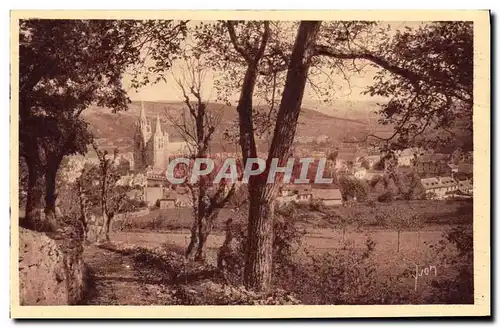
left=133, top=102, right=189, bottom=171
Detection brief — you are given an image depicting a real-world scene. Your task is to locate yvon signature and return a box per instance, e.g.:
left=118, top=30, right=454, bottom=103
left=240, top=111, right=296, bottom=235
left=411, top=265, right=437, bottom=291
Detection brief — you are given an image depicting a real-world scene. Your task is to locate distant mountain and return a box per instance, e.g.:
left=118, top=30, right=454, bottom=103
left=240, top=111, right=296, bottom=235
left=301, top=99, right=386, bottom=122
left=82, top=100, right=381, bottom=153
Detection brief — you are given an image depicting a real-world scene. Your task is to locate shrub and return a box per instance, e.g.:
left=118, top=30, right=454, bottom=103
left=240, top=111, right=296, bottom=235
left=277, top=238, right=410, bottom=304
left=339, top=176, right=368, bottom=202
left=426, top=225, right=474, bottom=304
left=377, top=191, right=393, bottom=203
left=174, top=281, right=301, bottom=305
left=309, top=199, right=324, bottom=212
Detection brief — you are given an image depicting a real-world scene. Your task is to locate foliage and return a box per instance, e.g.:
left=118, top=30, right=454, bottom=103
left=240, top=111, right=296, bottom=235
left=174, top=281, right=301, bottom=305
left=19, top=19, right=187, bottom=227
left=279, top=238, right=410, bottom=304
left=339, top=175, right=368, bottom=201
left=360, top=158, right=371, bottom=170
left=370, top=169, right=424, bottom=202
left=427, top=225, right=474, bottom=304
left=55, top=148, right=145, bottom=241
left=362, top=22, right=473, bottom=151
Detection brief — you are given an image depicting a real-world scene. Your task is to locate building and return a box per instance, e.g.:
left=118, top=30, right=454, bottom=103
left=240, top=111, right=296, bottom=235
left=144, top=186, right=165, bottom=205
left=311, top=151, right=327, bottom=158
left=353, top=168, right=367, bottom=179
left=421, top=176, right=459, bottom=199
left=311, top=188, right=343, bottom=206
left=360, top=170, right=384, bottom=182
left=296, top=186, right=313, bottom=203
left=458, top=179, right=473, bottom=195
left=315, top=135, right=329, bottom=144
left=159, top=198, right=177, bottom=209
left=414, top=155, right=452, bottom=178
left=362, top=155, right=382, bottom=169
left=276, top=185, right=313, bottom=205
left=133, top=102, right=189, bottom=171
left=396, top=148, right=421, bottom=167
left=448, top=163, right=459, bottom=174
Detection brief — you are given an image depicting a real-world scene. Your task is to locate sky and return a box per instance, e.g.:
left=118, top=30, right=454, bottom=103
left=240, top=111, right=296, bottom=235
left=123, top=21, right=425, bottom=109
left=124, top=66, right=381, bottom=103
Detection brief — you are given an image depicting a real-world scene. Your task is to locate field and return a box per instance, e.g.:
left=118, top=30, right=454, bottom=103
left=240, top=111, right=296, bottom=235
left=97, top=199, right=473, bottom=304
left=113, top=199, right=472, bottom=232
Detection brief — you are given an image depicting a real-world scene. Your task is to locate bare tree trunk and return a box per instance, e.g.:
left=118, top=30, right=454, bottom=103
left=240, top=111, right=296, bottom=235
left=102, top=212, right=113, bottom=242
left=43, top=161, right=60, bottom=231
left=24, top=157, right=45, bottom=229
left=195, top=214, right=216, bottom=262
left=195, top=224, right=209, bottom=262
left=243, top=21, right=322, bottom=292
left=237, top=63, right=259, bottom=163
left=76, top=180, right=89, bottom=241
left=244, top=185, right=275, bottom=290
left=185, top=221, right=199, bottom=259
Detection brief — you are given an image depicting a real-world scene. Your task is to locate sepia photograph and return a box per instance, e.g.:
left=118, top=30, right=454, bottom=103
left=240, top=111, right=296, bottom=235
left=10, top=10, right=490, bottom=318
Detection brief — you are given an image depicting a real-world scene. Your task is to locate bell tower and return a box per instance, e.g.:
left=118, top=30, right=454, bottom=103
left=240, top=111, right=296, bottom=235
left=153, top=113, right=166, bottom=169
left=133, top=102, right=152, bottom=171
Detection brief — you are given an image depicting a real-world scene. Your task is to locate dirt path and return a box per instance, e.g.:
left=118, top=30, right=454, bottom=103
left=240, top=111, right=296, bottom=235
left=82, top=245, right=177, bottom=305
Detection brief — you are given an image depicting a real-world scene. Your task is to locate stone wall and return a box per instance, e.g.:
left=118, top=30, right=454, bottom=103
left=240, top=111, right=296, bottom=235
left=19, top=223, right=86, bottom=305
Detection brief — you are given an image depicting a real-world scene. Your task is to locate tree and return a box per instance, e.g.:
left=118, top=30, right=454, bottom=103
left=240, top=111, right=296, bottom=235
left=191, top=20, right=374, bottom=291
left=379, top=206, right=416, bottom=253
left=360, top=158, right=371, bottom=170
left=324, top=206, right=357, bottom=246
left=19, top=19, right=186, bottom=230
left=238, top=21, right=322, bottom=291
left=162, top=20, right=471, bottom=291
left=317, top=22, right=473, bottom=152
left=339, top=175, right=368, bottom=202
left=92, top=142, right=131, bottom=242
left=166, top=57, right=238, bottom=261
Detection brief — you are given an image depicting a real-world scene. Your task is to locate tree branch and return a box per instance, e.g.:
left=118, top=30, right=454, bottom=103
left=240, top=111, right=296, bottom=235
left=226, top=21, right=252, bottom=64
left=314, top=45, right=421, bottom=87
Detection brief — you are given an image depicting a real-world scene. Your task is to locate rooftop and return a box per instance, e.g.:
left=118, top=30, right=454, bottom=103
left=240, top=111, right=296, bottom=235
left=421, top=176, right=457, bottom=190
left=311, top=188, right=342, bottom=200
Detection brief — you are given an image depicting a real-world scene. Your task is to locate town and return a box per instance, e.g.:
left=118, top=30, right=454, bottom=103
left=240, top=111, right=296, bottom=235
left=64, top=103, right=472, bottom=210
left=16, top=17, right=479, bottom=310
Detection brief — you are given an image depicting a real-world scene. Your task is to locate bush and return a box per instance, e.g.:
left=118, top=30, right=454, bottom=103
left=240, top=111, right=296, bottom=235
left=118, top=198, right=147, bottom=213
left=174, top=281, right=301, bottom=305
left=277, top=238, right=410, bottom=304
left=339, top=176, right=368, bottom=201
left=377, top=191, right=393, bottom=203
left=426, top=225, right=474, bottom=304
left=309, top=199, right=324, bottom=212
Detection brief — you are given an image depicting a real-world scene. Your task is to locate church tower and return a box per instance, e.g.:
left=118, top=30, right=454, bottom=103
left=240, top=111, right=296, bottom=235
left=133, top=102, right=169, bottom=171
left=133, top=102, right=153, bottom=171
left=152, top=113, right=167, bottom=169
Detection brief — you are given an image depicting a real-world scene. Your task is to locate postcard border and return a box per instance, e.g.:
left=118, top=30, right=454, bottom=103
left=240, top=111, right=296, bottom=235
left=9, top=10, right=491, bottom=318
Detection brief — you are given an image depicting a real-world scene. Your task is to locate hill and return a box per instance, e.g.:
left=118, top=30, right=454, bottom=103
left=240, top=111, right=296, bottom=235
left=82, top=101, right=372, bottom=154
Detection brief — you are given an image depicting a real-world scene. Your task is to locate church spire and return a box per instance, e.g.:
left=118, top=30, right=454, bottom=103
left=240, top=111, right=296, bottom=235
left=155, top=113, right=162, bottom=135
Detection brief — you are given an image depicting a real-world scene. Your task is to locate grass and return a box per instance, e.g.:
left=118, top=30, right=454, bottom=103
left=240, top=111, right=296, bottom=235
left=107, top=199, right=473, bottom=304
left=108, top=224, right=466, bottom=304
left=113, top=207, right=241, bottom=233
left=113, top=199, right=472, bottom=233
